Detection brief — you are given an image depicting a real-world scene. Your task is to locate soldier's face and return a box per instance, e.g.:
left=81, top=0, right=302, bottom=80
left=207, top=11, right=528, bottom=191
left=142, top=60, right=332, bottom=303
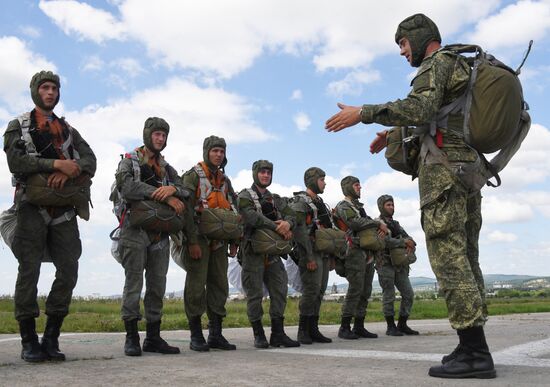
left=151, top=130, right=167, bottom=151
left=352, top=182, right=361, bottom=198
left=209, top=147, right=225, bottom=167
left=399, top=38, right=413, bottom=66
left=317, top=177, right=326, bottom=193
left=384, top=201, right=395, bottom=216
left=257, top=168, right=272, bottom=186
left=37, top=81, right=58, bottom=110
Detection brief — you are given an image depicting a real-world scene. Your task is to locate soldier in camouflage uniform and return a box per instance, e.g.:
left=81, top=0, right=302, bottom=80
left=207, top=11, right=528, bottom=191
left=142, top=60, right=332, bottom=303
left=289, top=167, right=333, bottom=345
left=326, top=14, right=495, bottom=379
left=375, top=194, right=418, bottom=336
left=3, top=71, right=96, bottom=362
left=334, top=176, right=385, bottom=340
left=182, top=136, right=238, bottom=351
left=237, top=160, right=300, bottom=348
left=115, top=117, right=191, bottom=356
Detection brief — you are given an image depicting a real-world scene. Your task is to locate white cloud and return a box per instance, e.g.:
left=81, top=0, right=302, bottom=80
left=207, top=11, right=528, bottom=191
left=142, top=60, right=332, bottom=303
left=39, top=0, right=506, bottom=79
left=487, top=230, right=518, bottom=243
left=19, top=25, right=41, bottom=39
left=482, top=195, right=534, bottom=223
left=39, top=0, right=126, bottom=43
left=466, top=0, right=550, bottom=54
left=0, top=36, right=57, bottom=112
left=81, top=55, right=105, bottom=72
left=290, top=89, right=302, bottom=101
left=230, top=169, right=301, bottom=198
left=293, top=112, right=311, bottom=132
left=326, top=69, right=381, bottom=97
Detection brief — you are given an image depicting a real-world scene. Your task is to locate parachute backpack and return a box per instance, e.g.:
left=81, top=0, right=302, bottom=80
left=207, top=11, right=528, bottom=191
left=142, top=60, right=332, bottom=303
left=428, top=41, right=533, bottom=189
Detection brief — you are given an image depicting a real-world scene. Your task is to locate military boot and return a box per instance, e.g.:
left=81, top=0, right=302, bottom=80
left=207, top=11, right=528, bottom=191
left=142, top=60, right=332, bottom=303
left=310, top=315, right=332, bottom=343
left=297, top=315, right=312, bottom=345
left=41, top=315, right=66, bottom=361
left=207, top=315, right=236, bottom=350
left=442, top=331, right=463, bottom=364
left=188, top=316, right=209, bottom=352
left=338, top=316, right=359, bottom=340
left=352, top=316, right=378, bottom=339
left=385, top=316, right=403, bottom=336
left=269, top=317, right=300, bottom=348
left=429, top=326, right=496, bottom=379
left=251, top=320, right=269, bottom=349
left=142, top=321, right=180, bottom=354
left=124, top=319, right=142, bottom=356
left=19, top=318, right=46, bottom=363
left=397, top=315, right=419, bottom=335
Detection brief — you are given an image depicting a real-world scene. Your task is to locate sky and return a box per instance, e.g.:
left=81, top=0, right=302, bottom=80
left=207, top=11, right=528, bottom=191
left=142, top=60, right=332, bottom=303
left=0, top=0, right=549, bottom=297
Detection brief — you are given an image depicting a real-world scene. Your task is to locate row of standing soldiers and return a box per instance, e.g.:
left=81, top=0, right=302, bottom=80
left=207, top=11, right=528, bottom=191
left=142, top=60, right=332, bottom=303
left=3, top=70, right=418, bottom=362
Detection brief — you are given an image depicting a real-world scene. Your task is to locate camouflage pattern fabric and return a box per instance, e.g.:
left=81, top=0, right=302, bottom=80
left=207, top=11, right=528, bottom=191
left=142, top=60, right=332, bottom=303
left=359, top=43, right=487, bottom=330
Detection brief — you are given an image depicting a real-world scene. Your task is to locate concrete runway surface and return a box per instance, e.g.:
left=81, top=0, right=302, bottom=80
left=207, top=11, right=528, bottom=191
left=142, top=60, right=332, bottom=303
left=1, top=313, right=549, bottom=386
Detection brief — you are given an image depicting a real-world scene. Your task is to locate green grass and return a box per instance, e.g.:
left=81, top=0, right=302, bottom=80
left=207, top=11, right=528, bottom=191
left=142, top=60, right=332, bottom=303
left=1, top=296, right=549, bottom=334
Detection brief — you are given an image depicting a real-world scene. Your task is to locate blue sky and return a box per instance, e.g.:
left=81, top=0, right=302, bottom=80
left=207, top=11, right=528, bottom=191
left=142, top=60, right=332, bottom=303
left=1, top=0, right=549, bottom=296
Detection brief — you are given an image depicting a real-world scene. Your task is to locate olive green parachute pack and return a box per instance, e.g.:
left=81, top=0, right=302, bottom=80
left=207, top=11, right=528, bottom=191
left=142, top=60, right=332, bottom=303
left=386, top=42, right=533, bottom=190
left=198, top=207, right=242, bottom=241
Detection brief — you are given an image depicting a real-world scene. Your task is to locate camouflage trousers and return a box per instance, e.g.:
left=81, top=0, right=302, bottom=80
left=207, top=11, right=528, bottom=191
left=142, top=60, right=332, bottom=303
left=119, top=226, right=169, bottom=323
left=341, top=248, right=374, bottom=318
left=299, top=253, right=329, bottom=316
left=377, top=263, right=414, bottom=318
left=241, top=245, right=288, bottom=322
left=183, top=236, right=228, bottom=319
left=12, top=202, right=81, bottom=321
left=419, top=163, right=487, bottom=330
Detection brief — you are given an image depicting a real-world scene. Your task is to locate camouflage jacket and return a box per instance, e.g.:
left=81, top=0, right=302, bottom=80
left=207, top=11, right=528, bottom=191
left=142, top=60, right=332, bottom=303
left=238, top=186, right=296, bottom=241
left=4, top=110, right=96, bottom=183
left=334, top=198, right=380, bottom=234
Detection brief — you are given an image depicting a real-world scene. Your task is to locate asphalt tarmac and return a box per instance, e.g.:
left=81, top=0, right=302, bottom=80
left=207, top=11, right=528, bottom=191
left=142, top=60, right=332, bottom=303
left=1, top=313, right=549, bottom=386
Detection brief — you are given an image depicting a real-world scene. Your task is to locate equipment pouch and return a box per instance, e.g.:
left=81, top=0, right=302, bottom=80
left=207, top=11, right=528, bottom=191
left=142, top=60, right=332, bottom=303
left=25, top=173, right=91, bottom=208
left=385, top=127, right=420, bottom=177
left=128, top=200, right=184, bottom=233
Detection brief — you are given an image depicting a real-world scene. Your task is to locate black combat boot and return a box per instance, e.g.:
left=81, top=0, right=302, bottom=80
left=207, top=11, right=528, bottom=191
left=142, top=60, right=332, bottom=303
left=397, top=315, right=419, bottom=335
left=124, top=319, right=142, bottom=356
left=188, top=316, right=209, bottom=352
left=297, top=315, right=312, bottom=345
left=338, top=316, right=359, bottom=340
left=19, top=318, right=46, bottom=363
left=310, top=315, right=332, bottom=343
left=41, top=315, right=66, bottom=361
left=352, top=316, right=378, bottom=339
left=429, top=326, right=496, bottom=379
left=142, top=320, right=180, bottom=354
left=442, top=331, right=462, bottom=364
left=251, top=320, right=269, bottom=349
left=207, top=315, right=236, bottom=350
left=385, top=316, right=404, bottom=336
left=269, top=317, right=300, bottom=348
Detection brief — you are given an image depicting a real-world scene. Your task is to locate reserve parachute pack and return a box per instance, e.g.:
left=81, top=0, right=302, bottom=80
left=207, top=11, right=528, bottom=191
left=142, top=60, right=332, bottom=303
left=387, top=41, right=533, bottom=190
left=194, top=164, right=242, bottom=241
left=333, top=199, right=384, bottom=252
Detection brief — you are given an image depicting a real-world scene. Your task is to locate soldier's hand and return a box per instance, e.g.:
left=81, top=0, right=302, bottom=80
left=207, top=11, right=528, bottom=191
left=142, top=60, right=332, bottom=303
left=378, top=222, right=389, bottom=238
left=53, top=159, right=81, bottom=178
left=229, top=243, right=238, bottom=257
left=282, top=230, right=293, bottom=240
left=47, top=172, right=70, bottom=190
left=275, top=220, right=291, bottom=235
left=152, top=185, right=177, bottom=202
left=166, top=196, right=185, bottom=215
left=405, top=238, right=416, bottom=254
left=306, top=260, right=318, bottom=272
left=370, top=131, right=388, bottom=154
left=189, top=244, right=202, bottom=260
left=325, top=103, right=361, bottom=132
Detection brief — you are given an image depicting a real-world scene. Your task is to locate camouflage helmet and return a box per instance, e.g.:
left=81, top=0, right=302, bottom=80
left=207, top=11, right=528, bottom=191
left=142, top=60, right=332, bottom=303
left=341, top=176, right=360, bottom=199
left=304, top=167, right=326, bottom=194
left=377, top=194, right=394, bottom=216
left=143, top=117, right=170, bottom=153
left=395, top=13, right=441, bottom=67
left=30, top=70, right=61, bottom=110
left=203, top=135, right=227, bottom=169
left=252, top=159, right=273, bottom=188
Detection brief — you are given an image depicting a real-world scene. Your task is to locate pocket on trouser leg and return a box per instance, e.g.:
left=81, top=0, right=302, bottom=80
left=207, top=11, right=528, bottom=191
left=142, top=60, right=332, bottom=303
left=421, top=187, right=467, bottom=240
